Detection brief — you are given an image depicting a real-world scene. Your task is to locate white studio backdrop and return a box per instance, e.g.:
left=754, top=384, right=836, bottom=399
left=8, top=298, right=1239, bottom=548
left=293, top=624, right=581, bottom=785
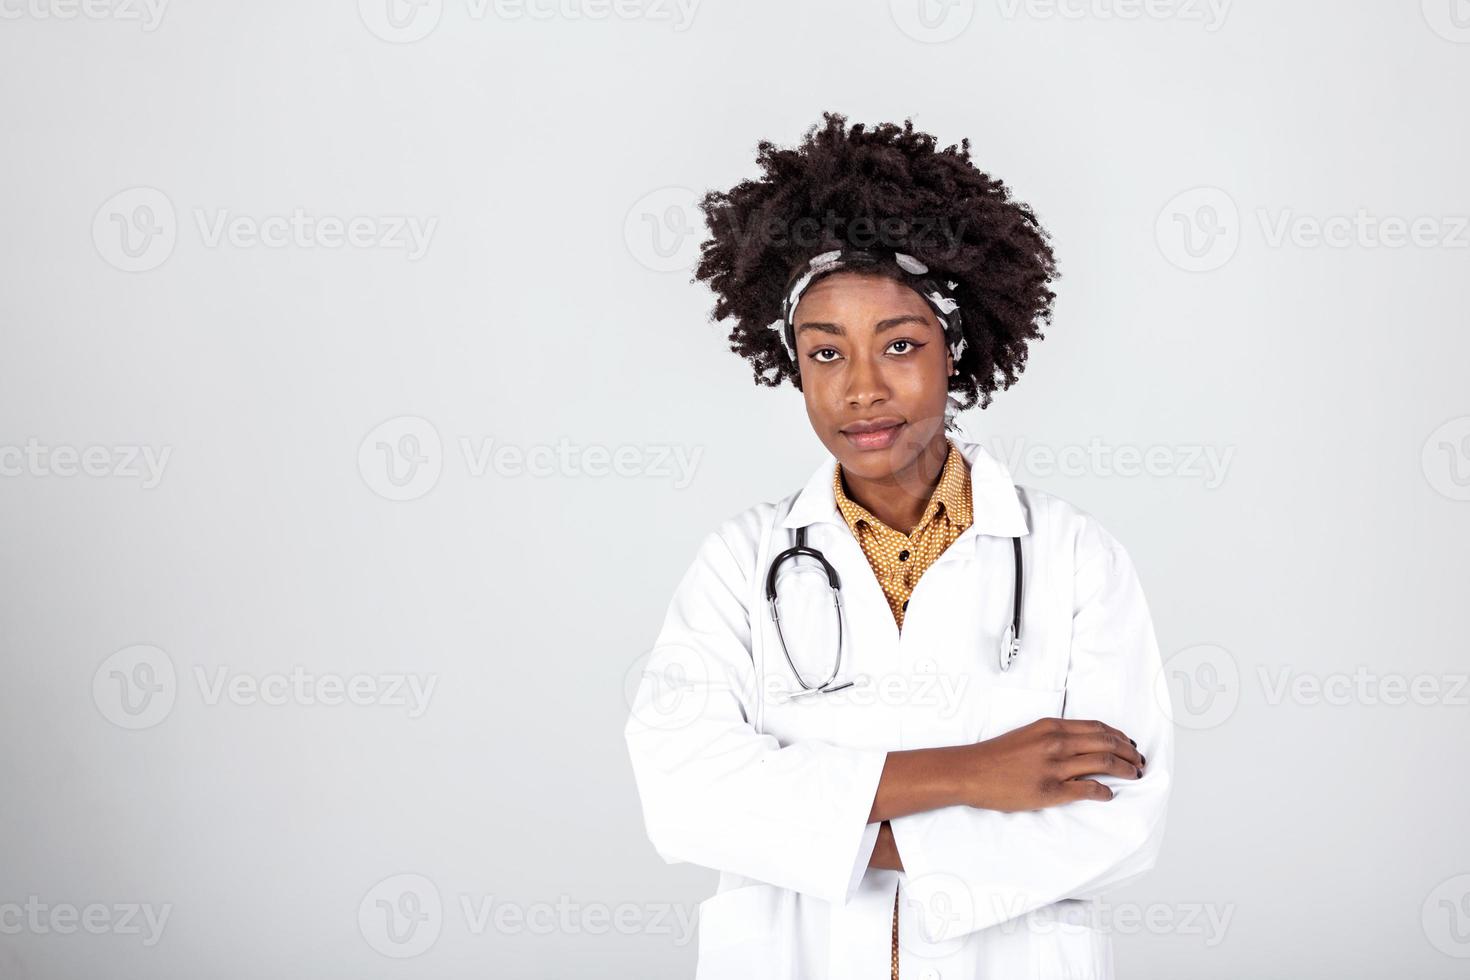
left=2, top=1, right=1468, bottom=977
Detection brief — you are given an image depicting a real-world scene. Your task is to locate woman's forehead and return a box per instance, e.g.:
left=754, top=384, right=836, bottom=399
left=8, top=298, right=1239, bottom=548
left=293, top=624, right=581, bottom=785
left=794, top=272, right=938, bottom=324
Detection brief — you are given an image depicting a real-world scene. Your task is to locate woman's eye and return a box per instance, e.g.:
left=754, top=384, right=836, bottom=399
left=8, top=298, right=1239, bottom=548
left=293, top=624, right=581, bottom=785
left=888, top=339, right=921, bottom=355
left=811, top=348, right=840, bottom=363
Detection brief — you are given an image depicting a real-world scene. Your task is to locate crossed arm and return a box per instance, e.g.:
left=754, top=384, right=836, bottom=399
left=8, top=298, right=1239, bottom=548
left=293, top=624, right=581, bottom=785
left=625, top=520, right=1173, bottom=931
left=864, top=718, right=1148, bottom=871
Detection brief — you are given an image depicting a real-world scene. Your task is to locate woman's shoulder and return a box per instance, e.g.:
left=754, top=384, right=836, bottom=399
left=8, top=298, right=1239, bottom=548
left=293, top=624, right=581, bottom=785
left=1012, top=482, right=1138, bottom=571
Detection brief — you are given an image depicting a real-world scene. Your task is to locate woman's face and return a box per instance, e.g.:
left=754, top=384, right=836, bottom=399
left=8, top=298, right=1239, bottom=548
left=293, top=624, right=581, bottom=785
left=792, top=270, right=953, bottom=485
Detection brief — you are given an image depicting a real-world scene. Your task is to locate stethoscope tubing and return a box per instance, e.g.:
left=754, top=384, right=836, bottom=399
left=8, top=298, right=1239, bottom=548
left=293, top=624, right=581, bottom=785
left=765, top=524, right=1024, bottom=694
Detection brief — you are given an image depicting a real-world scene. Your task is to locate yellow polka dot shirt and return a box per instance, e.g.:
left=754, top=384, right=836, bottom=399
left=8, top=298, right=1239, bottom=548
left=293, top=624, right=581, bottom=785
left=832, top=438, right=974, bottom=632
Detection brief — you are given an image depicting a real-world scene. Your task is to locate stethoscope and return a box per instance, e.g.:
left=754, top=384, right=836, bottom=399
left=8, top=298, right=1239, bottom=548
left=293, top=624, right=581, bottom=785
left=764, top=525, right=1023, bottom=700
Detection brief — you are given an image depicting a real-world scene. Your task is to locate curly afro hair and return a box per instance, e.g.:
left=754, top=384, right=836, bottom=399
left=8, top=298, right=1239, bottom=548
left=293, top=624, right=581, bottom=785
left=692, top=111, right=1059, bottom=412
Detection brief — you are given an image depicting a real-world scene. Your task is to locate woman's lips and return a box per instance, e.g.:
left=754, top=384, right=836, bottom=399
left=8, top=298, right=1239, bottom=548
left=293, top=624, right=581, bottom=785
left=841, top=421, right=905, bottom=451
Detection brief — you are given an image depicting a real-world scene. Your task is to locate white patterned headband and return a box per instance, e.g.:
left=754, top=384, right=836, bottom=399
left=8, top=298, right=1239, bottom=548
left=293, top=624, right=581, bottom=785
left=768, top=247, right=967, bottom=365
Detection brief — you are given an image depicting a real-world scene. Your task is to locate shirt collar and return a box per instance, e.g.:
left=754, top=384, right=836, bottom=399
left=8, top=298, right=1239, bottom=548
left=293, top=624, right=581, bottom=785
left=781, top=434, right=1029, bottom=537
left=832, top=439, right=972, bottom=538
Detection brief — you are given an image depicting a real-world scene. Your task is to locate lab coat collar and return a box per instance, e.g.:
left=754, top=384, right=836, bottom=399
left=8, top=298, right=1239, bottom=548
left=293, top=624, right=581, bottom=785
left=780, top=435, right=1029, bottom=537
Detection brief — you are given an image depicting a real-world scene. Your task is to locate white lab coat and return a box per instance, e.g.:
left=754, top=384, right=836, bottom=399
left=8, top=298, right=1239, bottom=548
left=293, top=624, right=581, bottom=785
left=624, top=437, right=1174, bottom=980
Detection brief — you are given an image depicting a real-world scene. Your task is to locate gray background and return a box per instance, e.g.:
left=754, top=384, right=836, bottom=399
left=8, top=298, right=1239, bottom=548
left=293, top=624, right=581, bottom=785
left=2, top=1, right=1469, bottom=977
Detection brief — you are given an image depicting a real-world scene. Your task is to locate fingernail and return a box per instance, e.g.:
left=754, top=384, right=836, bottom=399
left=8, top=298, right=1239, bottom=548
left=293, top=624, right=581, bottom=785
left=1129, top=738, right=1136, bottom=747
left=1140, top=754, right=1146, bottom=766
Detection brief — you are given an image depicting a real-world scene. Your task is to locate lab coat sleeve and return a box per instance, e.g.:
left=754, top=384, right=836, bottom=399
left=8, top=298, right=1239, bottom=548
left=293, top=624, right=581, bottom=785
left=888, top=520, right=1174, bottom=934
left=624, top=522, right=890, bottom=906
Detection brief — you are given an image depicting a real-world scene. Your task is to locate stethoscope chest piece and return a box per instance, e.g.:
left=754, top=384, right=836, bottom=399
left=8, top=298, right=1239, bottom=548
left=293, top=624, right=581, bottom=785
left=999, top=624, right=1021, bottom=672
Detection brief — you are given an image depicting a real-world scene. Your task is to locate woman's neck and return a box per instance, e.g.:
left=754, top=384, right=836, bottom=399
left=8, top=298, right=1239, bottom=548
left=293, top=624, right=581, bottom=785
left=840, top=435, right=950, bottom=535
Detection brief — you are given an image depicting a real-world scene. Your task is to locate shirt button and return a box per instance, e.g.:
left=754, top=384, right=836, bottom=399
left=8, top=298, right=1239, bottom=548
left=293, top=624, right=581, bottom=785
left=898, top=549, right=909, bottom=561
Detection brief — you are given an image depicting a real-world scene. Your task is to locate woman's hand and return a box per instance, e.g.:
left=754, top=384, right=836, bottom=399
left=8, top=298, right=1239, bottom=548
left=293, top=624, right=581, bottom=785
left=956, top=718, right=1145, bottom=812
left=865, top=718, right=1145, bottom=824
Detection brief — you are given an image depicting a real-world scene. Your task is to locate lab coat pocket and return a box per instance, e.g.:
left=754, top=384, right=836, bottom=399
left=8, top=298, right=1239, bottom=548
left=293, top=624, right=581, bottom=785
left=1029, top=900, right=1113, bottom=979
left=694, top=883, right=796, bottom=980
left=980, top=683, right=1068, bottom=742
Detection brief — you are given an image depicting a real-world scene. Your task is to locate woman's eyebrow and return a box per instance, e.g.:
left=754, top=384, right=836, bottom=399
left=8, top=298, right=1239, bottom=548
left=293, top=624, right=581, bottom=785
left=795, top=313, right=932, bottom=338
